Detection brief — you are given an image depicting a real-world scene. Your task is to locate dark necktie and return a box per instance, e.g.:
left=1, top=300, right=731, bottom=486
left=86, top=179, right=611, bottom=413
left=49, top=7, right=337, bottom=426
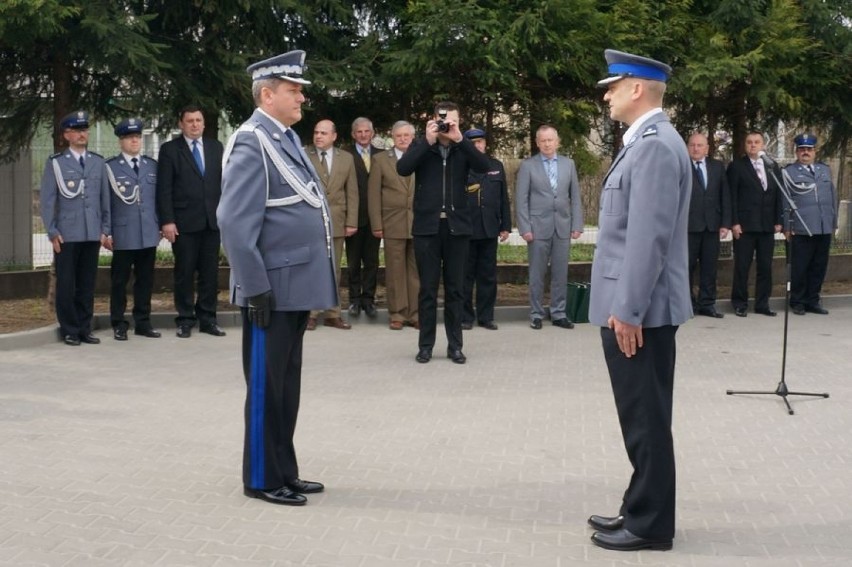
left=694, top=161, right=706, bottom=189
left=132, top=157, right=139, bottom=175
left=191, top=140, right=204, bottom=175
left=79, top=155, right=85, bottom=169
left=320, top=150, right=330, bottom=177
left=807, top=164, right=815, bottom=175
left=285, top=129, right=311, bottom=170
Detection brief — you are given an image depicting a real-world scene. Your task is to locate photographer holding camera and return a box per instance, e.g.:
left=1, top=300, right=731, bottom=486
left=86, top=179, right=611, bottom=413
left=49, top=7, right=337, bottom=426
left=397, top=101, right=491, bottom=365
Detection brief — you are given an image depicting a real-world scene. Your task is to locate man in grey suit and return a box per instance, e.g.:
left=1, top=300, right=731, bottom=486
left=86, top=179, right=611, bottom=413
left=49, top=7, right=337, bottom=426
left=104, top=118, right=163, bottom=340
left=515, top=125, right=584, bottom=330
left=39, top=110, right=110, bottom=346
left=218, top=50, right=337, bottom=507
left=587, top=50, right=692, bottom=552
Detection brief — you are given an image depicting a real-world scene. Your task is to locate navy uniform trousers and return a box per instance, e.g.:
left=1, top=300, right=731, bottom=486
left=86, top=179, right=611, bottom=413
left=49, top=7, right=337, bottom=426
left=790, top=234, right=832, bottom=309
left=241, top=309, right=308, bottom=490
left=55, top=241, right=101, bottom=337
left=110, top=247, right=157, bottom=330
left=601, top=325, right=677, bottom=540
left=463, top=237, right=499, bottom=324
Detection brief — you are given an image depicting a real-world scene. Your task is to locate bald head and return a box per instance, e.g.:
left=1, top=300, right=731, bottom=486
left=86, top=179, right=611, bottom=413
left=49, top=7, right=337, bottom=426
left=313, top=119, right=337, bottom=151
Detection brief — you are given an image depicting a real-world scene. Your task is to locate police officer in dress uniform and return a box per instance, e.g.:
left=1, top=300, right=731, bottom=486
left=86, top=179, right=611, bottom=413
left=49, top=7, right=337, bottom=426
left=104, top=119, right=163, bottom=340
left=784, top=134, right=837, bottom=315
left=218, top=50, right=337, bottom=506
left=39, top=111, right=110, bottom=346
left=587, top=50, right=692, bottom=552
left=460, top=128, right=510, bottom=331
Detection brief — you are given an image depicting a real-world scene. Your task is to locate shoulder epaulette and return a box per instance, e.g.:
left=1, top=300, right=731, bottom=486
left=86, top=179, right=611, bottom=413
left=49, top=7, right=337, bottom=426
left=87, top=151, right=104, bottom=159
left=48, top=152, right=62, bottom=160
left=105, top=155, right=120, bottom=163
left=143, top=155, right=157, bottom=164
left=642, top=125, right=658, bottom=137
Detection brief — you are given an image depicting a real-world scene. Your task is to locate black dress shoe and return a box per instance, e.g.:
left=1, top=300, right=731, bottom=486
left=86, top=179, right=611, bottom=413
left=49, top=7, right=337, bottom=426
left=734, top=307, right=747, bottom=318
left=64, top=334, right=81, bottom=346
left=364, top=302, right=378, bottom=318
left=200, top=323, right=227, bottom=336
left=348, top=303, right=361, bottom=317
left=530, top=318, right=542, bottom=330
left=791, top=305, right=806, bottom=315
left=588, top=514, right=624, bottom=531
left=478, top=321, right=498, bottom=330
left=176, top=326, right=192, bottom=338
left=552, top=318, right=575, bottom=329
left=113, top=327, right=128, bottom=341
left=447, top=348, right=466, bottom=364
left=696, top=307, right=724, bottom=318
left=134, top=328, right=162, bottom=338
left=284, top=478, right=324, bottom=494
left=79, top=333, right=100, bottom=344
left=806, top=305, right=829, bottom=315
left=591, top=528, right=672, bottom=551
left=461, top=321, right=473, bottom=330
left=415, top=348, right=432, bottom=363
left=243, top=486, right=307, bottom=506
left=755, top=308, right=777, bottom=317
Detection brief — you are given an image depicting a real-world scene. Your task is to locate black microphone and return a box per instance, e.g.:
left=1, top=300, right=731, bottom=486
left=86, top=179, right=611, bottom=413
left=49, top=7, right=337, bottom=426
left=757, top=150, right=777, bottom=167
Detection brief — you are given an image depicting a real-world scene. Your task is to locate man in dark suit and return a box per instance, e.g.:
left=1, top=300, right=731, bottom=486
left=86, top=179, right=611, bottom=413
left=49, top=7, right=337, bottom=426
left=515, top=125, right=584, bottom=330
left=218, top=50, right=337, bottom=506
left=686, top=132, right=731, bottom=318
left=105, top=118, right=162, bottom=340
left=305, top=119, right=359, bottom=330
left=461, top=128, right=511, bottom=331
left=727, top=131, right=783, bottom=317
left=397, top=101, right=491, bottom=365
left=156, top=104, right=225, bottom=338
left=345, top=117, right=383, bottom=318
left=588, top=49, right=692, bottom=552
left=39, top=110, right=110, bottom=346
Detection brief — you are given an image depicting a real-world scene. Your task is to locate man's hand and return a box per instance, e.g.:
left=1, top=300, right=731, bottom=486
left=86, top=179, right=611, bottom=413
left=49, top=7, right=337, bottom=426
left=498, top=231, right=509, bottom=242
left=372, top=229, right=383, bottom=239
left=51, top=234, right=64, bottom=254
left=719, top=227, right=729, bottom=239
left=774, top=224, right=782, bottom=233
left=103, top=235, right=114, bottom=251
left=345, top=226, right=358, bottom=237
left=522, top=231, right=534, bottom=243
left=425, top=120, right=439, bottom=145
left=732, top=224, right=743, bottom=239
left=162, top=223, right=179, bottom=243
left=247, top=291, right=273, bottom=329
left=608, top=315, right=643, bottom=358
left=571, top=230, right=582, bottom=240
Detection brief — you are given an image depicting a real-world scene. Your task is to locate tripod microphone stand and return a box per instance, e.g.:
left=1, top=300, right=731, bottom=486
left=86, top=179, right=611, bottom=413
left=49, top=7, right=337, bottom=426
left=726, top=156, right=829, bottom=415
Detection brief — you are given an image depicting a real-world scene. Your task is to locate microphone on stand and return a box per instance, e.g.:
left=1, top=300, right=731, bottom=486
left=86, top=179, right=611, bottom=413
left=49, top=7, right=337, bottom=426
left=758, top=150, right=778, bottom=167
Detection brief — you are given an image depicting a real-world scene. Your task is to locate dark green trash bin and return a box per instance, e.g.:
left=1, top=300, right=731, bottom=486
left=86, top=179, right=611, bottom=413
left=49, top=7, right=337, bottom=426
left=566, top=282, right=590, bottom=323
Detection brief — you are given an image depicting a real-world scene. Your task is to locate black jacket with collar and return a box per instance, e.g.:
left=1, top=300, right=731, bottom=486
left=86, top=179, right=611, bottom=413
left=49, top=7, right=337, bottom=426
left=396, top=136, right=490, bottom=237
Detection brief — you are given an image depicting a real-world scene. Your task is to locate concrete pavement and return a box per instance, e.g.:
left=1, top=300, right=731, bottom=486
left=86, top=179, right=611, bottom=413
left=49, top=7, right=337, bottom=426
left=1, top=300, right=851, bottom=566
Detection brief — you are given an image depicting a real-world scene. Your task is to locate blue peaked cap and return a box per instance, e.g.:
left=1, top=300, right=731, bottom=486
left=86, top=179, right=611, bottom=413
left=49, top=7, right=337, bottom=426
left=246, top=50, right=311, bottom=85
left=597, top=49, right=671, bottom=86
left=60, top=110, right=89, bottom=130
left=794, top=133, right=817, bottom=148
left=114, top=118, right=144, bottom=137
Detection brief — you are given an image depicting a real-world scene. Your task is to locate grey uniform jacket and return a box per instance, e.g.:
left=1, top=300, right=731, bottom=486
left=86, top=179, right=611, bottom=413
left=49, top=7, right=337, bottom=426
left=40, top=150, right=110, bottom=242
left=106, top=155, right=161, bottom=250
left=783, top=162, right=837, bottom=235
left=218, top=109, right=338, bottom=312
left=515, top=154, right=583, bottom=239
left=589, top=112, right=693, bottom=328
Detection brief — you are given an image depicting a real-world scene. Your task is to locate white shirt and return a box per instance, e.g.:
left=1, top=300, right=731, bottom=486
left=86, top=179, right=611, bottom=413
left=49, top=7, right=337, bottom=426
left=394, top=148, right=405, bottom=160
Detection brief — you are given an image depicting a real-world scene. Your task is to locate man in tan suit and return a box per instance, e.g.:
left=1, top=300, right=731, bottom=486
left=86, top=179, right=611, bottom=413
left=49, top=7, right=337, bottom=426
left=306, top=119, right=359, bottom=329
left=368, top=121, right=419, bottom=330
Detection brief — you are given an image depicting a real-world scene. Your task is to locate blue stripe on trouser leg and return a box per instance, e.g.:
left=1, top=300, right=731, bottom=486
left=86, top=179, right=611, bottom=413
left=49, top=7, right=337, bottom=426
left=249, top=323, right=266, bottom=488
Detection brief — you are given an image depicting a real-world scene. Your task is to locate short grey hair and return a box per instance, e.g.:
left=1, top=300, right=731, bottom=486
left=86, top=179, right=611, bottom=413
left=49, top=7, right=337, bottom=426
left=252, top=78, right=280, bottom=105
left=391, top=120, right=414, bottom=135
left=351, top=117, right=374, bottom=133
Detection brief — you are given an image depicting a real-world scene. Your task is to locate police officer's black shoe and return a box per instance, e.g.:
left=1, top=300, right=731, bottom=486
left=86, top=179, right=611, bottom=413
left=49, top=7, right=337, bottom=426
left=113, top=327, right=128, bottom=341
left=134, top=328, right=162, bottom=338
left=63, top=335, right=81, bottom=346
left=79, top=333, right=101, bottom=344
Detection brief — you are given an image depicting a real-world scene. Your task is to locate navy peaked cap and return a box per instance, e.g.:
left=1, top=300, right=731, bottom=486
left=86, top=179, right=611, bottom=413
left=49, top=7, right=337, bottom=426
left=114, top=118, right=144, bottom=137
left=60, top=110, right=89, bottom=130
left=246, top=50, right=311, bottom=84
left=464, top=128, right=486, bottom=140
left=597, top=49, right=671, bottom=86
left=794, top=133, right=817, bottom=148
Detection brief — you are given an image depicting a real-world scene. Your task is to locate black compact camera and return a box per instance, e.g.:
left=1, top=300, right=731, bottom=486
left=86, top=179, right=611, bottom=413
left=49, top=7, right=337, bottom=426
left=436, top=109, right=450, bottom=133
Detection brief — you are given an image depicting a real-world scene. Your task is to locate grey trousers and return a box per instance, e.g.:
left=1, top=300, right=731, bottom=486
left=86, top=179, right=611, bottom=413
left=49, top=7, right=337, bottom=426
left=528, top=236, right=571, bottom=321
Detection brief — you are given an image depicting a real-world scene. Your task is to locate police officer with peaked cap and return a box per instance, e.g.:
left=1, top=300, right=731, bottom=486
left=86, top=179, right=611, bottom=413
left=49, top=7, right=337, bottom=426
left=587, top=49, right=692, bottom=551
left=39, top=110, right=111, bottom=346
left=218, top=49, right=337, bottom=506
left=460, top=128, right=511, bottom=331
left=105, top=118, right=163, bottom=340
left=784, top=133, right=837, bottom=315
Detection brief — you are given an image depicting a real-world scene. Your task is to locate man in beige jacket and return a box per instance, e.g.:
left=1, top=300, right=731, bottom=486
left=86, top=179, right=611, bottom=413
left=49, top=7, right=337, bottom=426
left=368, top=121, right=419, bottom=330
left=306, top=119, right=359, bottom=329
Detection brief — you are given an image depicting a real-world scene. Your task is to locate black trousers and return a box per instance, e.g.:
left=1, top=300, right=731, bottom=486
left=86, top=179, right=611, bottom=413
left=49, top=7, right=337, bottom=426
left=345, top=222, right=380, bottom=307
left=54, top=241, right=100, bottom=338
left=241, top=309, right=308, bottom=490
left=790, top=234, right=832, bottom=309
left=687, top=230, right=721, bottom=308
left=463, top=237, right=498, bottom=324
left=414, top=220, right=469, bottom=351
left=731, top=231, right=775, bottom=311
left=110, top=247, right=157, bottom=330
left=602, top=325, right=678, bottom=541
left=171, top=228, right=220, bottom=328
